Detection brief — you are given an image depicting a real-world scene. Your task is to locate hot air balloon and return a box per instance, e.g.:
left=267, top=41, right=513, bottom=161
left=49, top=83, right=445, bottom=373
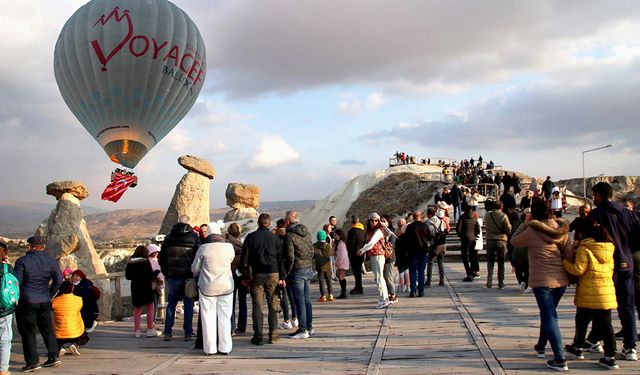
left=53, top=0, right=206, bottom=170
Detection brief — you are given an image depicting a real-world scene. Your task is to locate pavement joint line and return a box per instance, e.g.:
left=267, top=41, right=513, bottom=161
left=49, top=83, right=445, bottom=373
left=143, top=346, right=193, bottom=375
left=365, top=303, right=392, bottom=375
left=445, top=275, right=507, bottom=375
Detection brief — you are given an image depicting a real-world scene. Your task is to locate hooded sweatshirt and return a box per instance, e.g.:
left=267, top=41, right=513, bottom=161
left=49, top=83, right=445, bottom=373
left=510, top=219, right=571, bottom=288
left=563, top=238, right=617, bottom=310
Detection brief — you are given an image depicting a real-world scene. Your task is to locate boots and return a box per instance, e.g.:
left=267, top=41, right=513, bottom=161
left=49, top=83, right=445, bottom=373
left=337, top=279, right=347, bottom=299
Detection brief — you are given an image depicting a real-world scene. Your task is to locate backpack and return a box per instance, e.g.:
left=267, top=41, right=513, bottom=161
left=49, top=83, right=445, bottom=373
left=429, top=220, right=447, bottom=247
left=0, top=264, right=19, bottom=310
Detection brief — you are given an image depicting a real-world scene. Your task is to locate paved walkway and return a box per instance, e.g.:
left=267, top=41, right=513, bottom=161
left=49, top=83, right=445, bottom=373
left=9, top=262, right=640, bottom=374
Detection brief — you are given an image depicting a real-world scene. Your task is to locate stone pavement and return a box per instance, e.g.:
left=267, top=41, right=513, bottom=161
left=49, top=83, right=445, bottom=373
left=9, top=262, right=640, bottom=374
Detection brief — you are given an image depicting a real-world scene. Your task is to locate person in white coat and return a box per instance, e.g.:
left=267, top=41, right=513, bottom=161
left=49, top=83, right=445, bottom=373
left=191, top=221, right=235, bottom=355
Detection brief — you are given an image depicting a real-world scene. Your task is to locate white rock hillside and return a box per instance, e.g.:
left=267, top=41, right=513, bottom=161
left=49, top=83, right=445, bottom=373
left=300, top=164, right=443, bottom=233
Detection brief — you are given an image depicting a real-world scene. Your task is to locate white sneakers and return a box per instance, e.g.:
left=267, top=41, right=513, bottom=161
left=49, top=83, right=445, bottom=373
left=147, top=329, right=161, bottom=337
left=278, top=321, right=293, bottom=330
left=68, top=344, right=80, bottom=356
left=85, top=320, right=98, bottom=333
left=519, top=282, right=527, bottom=294
left=289, top=330, right=310, bottom=339
left=291, top=318, right=299, bottom=328
left=622, top=347, right=638, bottom=361
left=135, top=330, right=141, bottom=338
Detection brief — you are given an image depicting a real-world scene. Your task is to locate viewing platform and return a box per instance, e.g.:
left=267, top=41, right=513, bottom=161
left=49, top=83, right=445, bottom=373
left=11, top=261, right=639, bottom=374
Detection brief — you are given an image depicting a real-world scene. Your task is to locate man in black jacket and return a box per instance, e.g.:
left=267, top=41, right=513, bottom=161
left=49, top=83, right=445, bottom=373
left=14, top=236, right=63, bottom=371
left=450, top=183, right=463, bottom=222
left=401, top=211, right=431, bottom=297
left=346, top=216, right=366, bottom=294
left=283, top=211, right=315, bottom=339
left=239, top=214, right=285, bottom=345
left=584, top=182, right=639, bottom=360
left=160, top=215, right=200, bottom=341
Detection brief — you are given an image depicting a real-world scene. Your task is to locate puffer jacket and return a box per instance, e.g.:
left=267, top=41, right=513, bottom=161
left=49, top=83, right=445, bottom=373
left=314, top=241, right=334, bottom=272
left=160, top=223, right=200, bottom=279
left=562, top=239, right=617, bottom=310
left=511, top=219, right=571, bottom=288
left=284, top=223, right=315, bottom=273
left=52, top=293, right=84, bottom=339
left=484, top=209, right=511, bottom=242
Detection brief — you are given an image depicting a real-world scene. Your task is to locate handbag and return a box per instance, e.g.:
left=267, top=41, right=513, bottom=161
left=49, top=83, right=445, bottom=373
left=184, top=277, right=199, bottom=300
left=383, top=238, right=394, bottom=260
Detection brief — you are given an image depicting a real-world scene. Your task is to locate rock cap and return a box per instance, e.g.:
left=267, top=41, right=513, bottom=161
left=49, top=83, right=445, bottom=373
left=46, top=181, right=89, bottom=200
left=226, top=183, right=260, bottom=209
left=178, top=155, right=215, bottom=179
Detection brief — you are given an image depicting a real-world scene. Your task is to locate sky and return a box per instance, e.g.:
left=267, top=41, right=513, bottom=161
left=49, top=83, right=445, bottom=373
left=1, top=0, right=639, bottom=211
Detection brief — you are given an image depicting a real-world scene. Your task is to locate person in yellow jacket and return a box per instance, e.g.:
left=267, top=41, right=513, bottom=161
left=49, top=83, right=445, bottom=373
left=562, top=219, right=618, bottom=370
left=52, top=281, right=88, bottom=357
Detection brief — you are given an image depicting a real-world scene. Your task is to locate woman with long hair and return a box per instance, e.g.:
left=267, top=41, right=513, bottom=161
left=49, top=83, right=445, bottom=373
left=511, top=197, right=572, bottom=371
left=357, top=213, right=391, bottom=309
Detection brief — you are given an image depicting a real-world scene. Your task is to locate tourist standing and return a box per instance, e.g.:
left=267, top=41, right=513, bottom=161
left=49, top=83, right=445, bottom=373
left=357, top=213, right=391, bottom=308
left=0, top=243, right=16, bottom=375
left=192, top=221, right=235, bottom=355
left=584, top=182, right=638, bottom=361
left=333, top=229, right=350, bottom=299
left=313, top=231, right=334, bottom=302
left=542, top=176, right=555, bottom=200
left=146, top=244, right=164, bottom=324
left=226, top=223, right=247, bottom=335
left=14, top=236, right=63, bottom=371
left=426, top=207, right=447, bottom=287
left=401, top=211, right=431, bottom=297
left=394, top=219, right=410, bottom=293
left=457, top=203, right=481, bottom=282
left=511, top=197, right=571, bottom=371
left=125, top=245, right=161, bottom=338
left=347, top=216, right=366, bottom=295
left=160, top=215, right=200, bottom=341
left=380, top=215, right=398, bottom=303
left=563, top=219, right=618, bottom=369
left=239, top=214, right=285, bottom=345
left=284, top=211, right=315, bottom=339
left=484, top=200, right=511, bottom=289
left=450, top=183, right=464, bottom=222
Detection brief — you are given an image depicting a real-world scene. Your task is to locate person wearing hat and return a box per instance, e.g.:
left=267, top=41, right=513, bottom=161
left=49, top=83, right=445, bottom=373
left=346, top=216, right=366, bottom=295
left=313, top=230, right=334, bottom=302
left=14, top=235, right=63, bottom=371
left=357, top=213, right=392, bottom=308
left=71, top=269, right=100, bottom=333
left=146, top=244, right=164, bottom=324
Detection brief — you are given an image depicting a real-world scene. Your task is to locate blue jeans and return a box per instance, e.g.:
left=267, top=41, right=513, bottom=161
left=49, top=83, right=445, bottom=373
left=291, top=267, right=313, bottom=332
left=282, top=275, right=297, bottom=322
left=453, top=204, right=462, bottom=222
left=409, top=254, right=428, bottom=294
left=164, top=277, right=194, bottom=337
left=0, top=314, right=12, bottom=372
left=533, top=287, right=566, bottom=361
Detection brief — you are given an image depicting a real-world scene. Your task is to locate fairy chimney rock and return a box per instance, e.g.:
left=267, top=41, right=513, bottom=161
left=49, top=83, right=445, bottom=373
left=46, top=180, right=89, bottom=201
left=41, top=181, right=111, bottom=319
left=178, top=155, right=215, bottom=179
left=226, top=183, right=260, bottom=209
left=159, top=155, right=214, bottom=234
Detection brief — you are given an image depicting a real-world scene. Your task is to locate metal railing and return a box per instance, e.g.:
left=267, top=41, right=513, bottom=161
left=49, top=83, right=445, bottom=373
left=89, top=271, right=166, bottom=322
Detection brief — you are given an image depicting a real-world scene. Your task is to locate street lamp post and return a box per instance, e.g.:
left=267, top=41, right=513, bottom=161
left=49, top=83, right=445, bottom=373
left=582, top=144, right=613, bottom=198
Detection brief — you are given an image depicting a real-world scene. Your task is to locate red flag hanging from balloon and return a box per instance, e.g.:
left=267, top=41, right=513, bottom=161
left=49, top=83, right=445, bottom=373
left=101, top=171, right=137, bottom=202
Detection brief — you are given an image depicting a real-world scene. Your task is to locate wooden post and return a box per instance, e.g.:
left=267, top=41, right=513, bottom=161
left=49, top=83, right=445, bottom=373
left=114, top=275, right=122, bottom=322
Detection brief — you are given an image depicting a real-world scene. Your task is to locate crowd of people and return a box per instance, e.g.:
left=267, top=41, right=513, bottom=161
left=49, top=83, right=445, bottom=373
left=1, top=179, right=638, bottom=372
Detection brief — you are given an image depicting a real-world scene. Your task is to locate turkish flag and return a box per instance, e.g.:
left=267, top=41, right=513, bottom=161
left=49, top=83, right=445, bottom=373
left=101, top=172, right=137, bottom=202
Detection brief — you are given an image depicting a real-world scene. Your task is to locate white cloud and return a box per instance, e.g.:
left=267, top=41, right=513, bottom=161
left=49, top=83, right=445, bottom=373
left=337, top=100, right=362, bottom=115
left=250, top=136, right=300, bottom=169
left=365, top=92, right=385, bottom=111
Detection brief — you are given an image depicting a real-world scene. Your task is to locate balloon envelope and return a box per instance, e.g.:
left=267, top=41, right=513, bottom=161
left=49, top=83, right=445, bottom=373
left=54, top=0, right=206, bottom=168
